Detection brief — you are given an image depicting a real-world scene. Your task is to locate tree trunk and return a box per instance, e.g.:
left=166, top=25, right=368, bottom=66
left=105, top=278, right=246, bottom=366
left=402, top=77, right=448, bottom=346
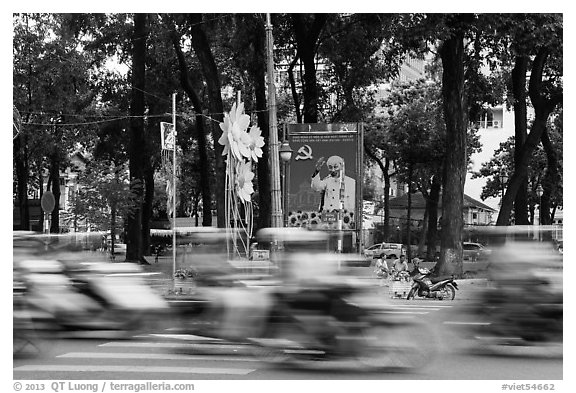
left=497, top=48, right=562, bottom=225
left=417, top=206, right=428, bottom=257
left=49, top=153, right=61, bottom=233
left=141, top=159, right=154, bottom=255
left=364, top=146, right=391, bottom=240
left=287, top=55, right=302, bottom=123
left=383, top=158, right=391, bottom=240
left=292, top=14, right=327, bottom=123
left=540, top=128, right=559, bottom=225
left=426, top=174, right=441, bottom=260
left=189, top=13, right=226, bottom=228
left=406, top=164, right=413, bottom=261
left=126, top=13, right=147, bottom=262
left=438, top=31, right=466, bottom=277
left=511, top=55, right=530, bottom=224
left=14, top=135, right=30, bottom=230
left=171, top=33, right=213, bottom=227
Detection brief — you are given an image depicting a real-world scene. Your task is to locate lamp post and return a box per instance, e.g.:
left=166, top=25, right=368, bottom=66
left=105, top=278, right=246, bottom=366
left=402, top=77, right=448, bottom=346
left=498, top=172, right=508, bottom=206
left=266, top=13, right=282, bottom=229
left=536, top=184, right=543, bottom=241
left=279, top=141, right=293, bottom=227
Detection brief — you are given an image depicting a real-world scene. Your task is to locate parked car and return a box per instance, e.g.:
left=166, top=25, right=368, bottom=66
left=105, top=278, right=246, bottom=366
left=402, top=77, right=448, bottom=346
left=363, top=243, right=406, bottom=259
left=463, top=242, right=491, bottom=261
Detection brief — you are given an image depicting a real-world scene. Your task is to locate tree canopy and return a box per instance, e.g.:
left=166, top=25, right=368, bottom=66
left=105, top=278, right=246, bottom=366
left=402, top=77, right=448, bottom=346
left=13, top=13, right=563, bottom=270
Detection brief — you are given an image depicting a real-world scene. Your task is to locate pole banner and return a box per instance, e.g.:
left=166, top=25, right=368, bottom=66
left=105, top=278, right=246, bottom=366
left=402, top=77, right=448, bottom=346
left=160, top=122, right=175, bottom=151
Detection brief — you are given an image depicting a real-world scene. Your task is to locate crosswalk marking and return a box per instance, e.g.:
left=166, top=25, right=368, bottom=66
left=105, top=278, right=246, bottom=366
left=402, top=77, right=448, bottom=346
left=135, top=333, right=223, bottom=341
left=57, top=352, right=260, bottom=362
left=14, top=364, right=255, bottom=375
left=379, top=311, right=429, bottom=314
left=15, top=303, right=454, bottom=378
left=99, top=341, right=249, bottom=350
left=443, top=321, right=490, bottom=325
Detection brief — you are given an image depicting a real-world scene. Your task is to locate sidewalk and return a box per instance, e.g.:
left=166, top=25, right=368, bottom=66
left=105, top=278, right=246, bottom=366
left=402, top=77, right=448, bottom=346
left=137, top=254, right=279, bottom=298
left=136, top=254, right=488, bottom=301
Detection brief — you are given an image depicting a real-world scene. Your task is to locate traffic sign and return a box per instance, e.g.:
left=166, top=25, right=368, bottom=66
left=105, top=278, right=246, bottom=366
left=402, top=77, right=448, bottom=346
left=41, top=191, right=55, bottom=213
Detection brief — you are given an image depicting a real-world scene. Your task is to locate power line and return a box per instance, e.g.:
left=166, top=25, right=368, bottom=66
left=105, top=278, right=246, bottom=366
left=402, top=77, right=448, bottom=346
left=24, top=114, right=169, bottom=127
left=21, top=108, right=270, bottom=128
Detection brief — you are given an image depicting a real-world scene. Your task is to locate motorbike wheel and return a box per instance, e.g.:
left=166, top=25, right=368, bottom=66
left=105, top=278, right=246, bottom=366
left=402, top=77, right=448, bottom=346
left=358, top=320, right=435, bottom=371
left=439, top=284, right=456, bottom=301
left=406, top=287, right=418, bottom=300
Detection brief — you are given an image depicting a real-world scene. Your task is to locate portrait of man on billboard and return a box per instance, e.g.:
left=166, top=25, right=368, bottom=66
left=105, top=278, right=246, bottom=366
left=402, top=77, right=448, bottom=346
left=311, top=155, right=356, bottom=212
left=285, top=125, right=361, bottom=233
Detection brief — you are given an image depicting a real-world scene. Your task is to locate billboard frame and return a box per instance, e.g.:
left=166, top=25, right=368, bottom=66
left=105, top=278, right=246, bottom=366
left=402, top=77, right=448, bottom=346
left=283, top=123, right=364, bottom=253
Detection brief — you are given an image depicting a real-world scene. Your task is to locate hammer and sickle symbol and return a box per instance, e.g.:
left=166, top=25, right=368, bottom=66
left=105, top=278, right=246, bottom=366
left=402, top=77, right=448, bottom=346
left=295, top=144, right=313, bottom=161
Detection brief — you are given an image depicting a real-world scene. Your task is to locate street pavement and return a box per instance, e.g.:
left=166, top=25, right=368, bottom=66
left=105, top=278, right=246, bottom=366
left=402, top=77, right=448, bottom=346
left=137, top=253, right=490, bottom=301
left=13, top=296, right=562, bottom=381
left=13, top=253, right=562, bottom=381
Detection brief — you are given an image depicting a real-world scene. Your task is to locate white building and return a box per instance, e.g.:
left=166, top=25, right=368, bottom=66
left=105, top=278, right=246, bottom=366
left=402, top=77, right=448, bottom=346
left=465, top=104, right=516, bottom=211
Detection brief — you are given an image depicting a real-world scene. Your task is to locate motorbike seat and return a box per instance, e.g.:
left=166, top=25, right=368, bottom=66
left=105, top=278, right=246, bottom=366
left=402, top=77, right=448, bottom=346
left=430, top=275, right=452, bottom=284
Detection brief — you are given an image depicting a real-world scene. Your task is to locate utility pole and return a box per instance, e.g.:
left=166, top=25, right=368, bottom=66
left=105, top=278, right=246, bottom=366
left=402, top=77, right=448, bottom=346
left=172, top=93, right=177, bottom=277
left=266, top=13, right=282, bottom=228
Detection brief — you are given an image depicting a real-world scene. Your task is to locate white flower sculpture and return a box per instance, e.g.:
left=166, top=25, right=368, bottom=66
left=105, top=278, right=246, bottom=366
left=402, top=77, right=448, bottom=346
left=247, top=125, right=265, bottom=162
left=236, top=161, right=255, bottom=202
left=218, top=102, right=252, bottom=161
left=218, top=100, right=265, bottom=258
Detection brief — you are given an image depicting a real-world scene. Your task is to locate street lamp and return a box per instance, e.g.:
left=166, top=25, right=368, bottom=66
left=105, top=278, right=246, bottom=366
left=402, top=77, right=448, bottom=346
left=279, top=141, right=293, bottom=227
left=536, top=184, right=544, bottom=224
left=279, top=141, right=293, bottom=163
left=499, top=172, right=508, bottom=202
left=536, top=184, right=544, bottom=241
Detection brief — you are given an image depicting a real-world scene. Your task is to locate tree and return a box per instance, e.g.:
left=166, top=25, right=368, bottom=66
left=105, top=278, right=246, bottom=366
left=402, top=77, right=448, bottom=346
left=290, top=14, right=329, bottom=123
left=226, top=13, right=272, bottom=230
left=388, top=81, right=447, bottom=259
left=125, top=13, right=147, bottom=262
left=320, top=14, right=403, bottom=122
left=435, top=14, right=473, bottom=276
left=71, top=160, right=141, bottom=256
left=473, top=112, right=562, bottom=224
left=492, top=14, right=562, bottom=226
left=168, top=15, right=215, bottom=227
left=187, top=13, right=227, bottom=228
left=13, top=13, right=99, bottom=232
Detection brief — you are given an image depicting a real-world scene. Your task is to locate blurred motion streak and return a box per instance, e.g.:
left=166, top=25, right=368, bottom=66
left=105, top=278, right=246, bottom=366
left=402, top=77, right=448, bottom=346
left=171, top=227, right=437, bottom=372
left=447, top=231, right=562, bottom=358
left=13, top=232, right=169, bottom=357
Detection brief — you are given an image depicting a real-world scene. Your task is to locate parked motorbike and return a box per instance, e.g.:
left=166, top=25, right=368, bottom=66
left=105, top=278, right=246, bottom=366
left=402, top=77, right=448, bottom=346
left=406, top=266, right=458, bottom=300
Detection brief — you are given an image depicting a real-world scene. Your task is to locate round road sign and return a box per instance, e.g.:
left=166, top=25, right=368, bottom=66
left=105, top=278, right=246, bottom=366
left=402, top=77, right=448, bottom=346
left=41, top=191, right=56, bottom=213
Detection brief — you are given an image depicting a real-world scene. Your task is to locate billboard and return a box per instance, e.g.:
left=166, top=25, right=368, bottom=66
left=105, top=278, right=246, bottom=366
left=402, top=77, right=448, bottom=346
left=284, top=123, right=363, bottom=237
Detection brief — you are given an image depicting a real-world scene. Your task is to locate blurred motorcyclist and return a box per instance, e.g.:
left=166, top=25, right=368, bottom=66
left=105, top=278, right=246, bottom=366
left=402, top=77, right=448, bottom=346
left=476, top=240, right=562, bottom=343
